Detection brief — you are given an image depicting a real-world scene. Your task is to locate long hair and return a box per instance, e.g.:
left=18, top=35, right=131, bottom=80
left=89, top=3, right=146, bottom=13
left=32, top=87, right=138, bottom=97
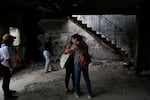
left=71, top=34, right=83, bottom=41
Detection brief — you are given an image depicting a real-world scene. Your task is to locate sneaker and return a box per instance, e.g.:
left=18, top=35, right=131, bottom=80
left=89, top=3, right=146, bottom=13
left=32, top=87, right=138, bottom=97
left=70, top=88, right=75, bottom=93
left=65, top=89, right=73, bottom=95
left=75, top=93, right=80, bottom=98
left=9, top=90, right=17, bottom=94
left=4, top=94, right=18, bottom=100
left=45, top=71, right=50, bottom=73
left=88, top=95, right=92, bottom=99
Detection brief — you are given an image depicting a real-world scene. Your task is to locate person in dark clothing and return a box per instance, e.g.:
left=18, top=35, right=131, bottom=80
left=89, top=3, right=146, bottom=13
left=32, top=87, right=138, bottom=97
left=0, top=34, right=18, bottom=100
left=43, top=36, right=55, bottom=73
left=64, top=41, right=75, bottom=94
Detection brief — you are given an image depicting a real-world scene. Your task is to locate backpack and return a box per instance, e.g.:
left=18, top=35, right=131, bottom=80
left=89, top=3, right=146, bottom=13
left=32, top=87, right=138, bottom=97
left=79, top=50, right=91, bottom=67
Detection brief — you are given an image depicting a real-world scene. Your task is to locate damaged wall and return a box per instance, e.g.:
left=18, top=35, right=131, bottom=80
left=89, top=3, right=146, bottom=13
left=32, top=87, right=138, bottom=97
left=38, top=18, right=120, bottom=64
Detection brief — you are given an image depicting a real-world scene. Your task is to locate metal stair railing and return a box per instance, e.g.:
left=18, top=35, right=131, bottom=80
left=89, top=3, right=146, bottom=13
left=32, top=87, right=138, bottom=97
left=72, top=15, right=130, bottom=55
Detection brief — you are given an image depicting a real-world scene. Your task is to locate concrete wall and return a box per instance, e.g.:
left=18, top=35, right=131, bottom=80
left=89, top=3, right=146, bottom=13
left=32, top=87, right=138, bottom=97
left=75, top=15, right=136, bottom=57
left=102, top=15, right=136, bottom=34
left=101, top=15, right=136, bottom=58
left=0, top=15, right=136, bottom=65
left=38, top=19, right=120, bottom=64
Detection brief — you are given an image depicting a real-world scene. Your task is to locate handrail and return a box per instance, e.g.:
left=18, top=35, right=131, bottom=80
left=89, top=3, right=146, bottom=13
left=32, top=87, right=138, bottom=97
left=69, top=16, right=129, bottom=58
left=71, top=15, right=130, bottom=54
left=98, top=15, right=127, bottom=34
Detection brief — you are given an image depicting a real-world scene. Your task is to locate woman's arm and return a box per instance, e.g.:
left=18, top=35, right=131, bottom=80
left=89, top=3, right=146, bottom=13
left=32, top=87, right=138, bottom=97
left=64, top=44, right=74, bottom=54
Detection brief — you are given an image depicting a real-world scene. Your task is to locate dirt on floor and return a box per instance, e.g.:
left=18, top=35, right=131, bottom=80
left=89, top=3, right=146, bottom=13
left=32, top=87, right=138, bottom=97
left=0, top=61, right=150, bottom=100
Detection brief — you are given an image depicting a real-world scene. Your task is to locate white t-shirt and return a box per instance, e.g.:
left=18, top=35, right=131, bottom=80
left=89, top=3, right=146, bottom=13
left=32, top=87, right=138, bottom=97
left=0, top=44, right=10, bottom=67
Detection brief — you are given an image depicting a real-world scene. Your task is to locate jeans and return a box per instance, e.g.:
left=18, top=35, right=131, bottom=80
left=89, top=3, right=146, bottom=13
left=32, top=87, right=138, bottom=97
left=74, top=63, right=92, bottom=96
left=43, top=50, right=52, bottom=72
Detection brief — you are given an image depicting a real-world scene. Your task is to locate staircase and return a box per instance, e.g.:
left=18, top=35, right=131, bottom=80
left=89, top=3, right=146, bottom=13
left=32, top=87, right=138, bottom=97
left=69, top=15, right=129, bottom=58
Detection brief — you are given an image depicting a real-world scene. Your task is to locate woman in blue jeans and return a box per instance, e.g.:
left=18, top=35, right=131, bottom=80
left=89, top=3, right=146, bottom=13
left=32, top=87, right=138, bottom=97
left=43, top=36, right=55, bottom=73
left=71, top=34, right=92, bottom=99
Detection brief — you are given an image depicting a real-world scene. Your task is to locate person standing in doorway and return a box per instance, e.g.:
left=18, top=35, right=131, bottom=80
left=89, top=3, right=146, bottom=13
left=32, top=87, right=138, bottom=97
left=43, top=36, right=55, bottom=73
left=0, top=34, right=18, bottom=100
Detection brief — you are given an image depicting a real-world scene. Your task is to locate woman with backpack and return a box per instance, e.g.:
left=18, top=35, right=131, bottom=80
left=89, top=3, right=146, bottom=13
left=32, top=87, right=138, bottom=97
left=71, top=34, right=92, bottom=99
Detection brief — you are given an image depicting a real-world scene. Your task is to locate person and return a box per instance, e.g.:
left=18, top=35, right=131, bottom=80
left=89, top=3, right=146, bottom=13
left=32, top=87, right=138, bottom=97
left=43, top=36, right=55, bottom=73
left=64, top=40, right=75, bottom=94
left=0, top=34, right=18, bottom=100
left=71, top=34, right=92, bottom=99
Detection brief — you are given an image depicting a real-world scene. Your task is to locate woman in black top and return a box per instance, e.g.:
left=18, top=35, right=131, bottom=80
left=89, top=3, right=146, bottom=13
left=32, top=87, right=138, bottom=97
left=64, top=40, right=75, bottom=94
left=43, top=36, right=55, bottom=73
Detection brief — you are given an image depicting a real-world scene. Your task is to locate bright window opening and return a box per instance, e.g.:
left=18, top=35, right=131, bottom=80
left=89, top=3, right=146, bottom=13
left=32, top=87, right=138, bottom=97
left=9, top=27, right=21, bottom=46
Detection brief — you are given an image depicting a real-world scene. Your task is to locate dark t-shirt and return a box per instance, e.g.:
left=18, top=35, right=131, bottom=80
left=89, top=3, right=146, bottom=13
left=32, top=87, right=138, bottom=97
left=43, top=40, right=53, bottom=54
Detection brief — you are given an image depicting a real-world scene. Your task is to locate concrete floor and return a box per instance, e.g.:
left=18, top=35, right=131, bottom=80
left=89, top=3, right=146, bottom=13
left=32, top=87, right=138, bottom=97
left=0, top=61, right=150, bottom=100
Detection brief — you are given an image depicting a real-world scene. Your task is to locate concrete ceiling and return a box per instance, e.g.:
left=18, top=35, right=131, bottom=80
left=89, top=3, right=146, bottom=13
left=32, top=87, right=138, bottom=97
left=0, top=0, right=142, bottom=27
left=0, top=0, right=137, bottom=15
